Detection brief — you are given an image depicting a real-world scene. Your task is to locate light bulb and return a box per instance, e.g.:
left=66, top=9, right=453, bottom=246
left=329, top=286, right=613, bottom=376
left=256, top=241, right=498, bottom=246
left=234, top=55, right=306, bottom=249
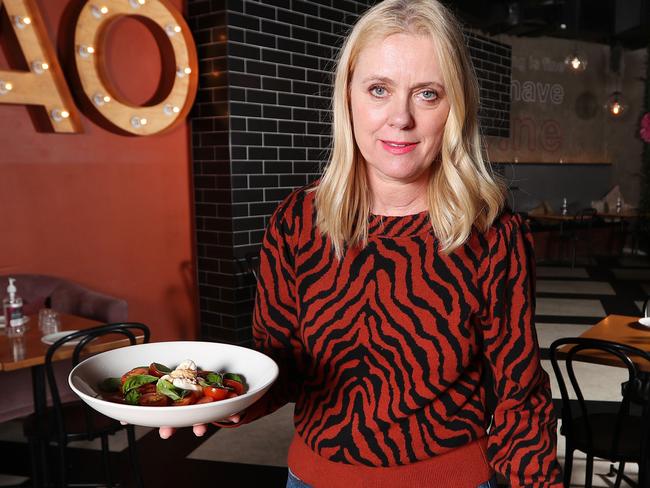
left=176, top=67, right=192, bottom=78
left=91, top=5, right=109, bottom=18
left=51, top=109, right=70, bottom=122
left=13, top=16, right=31, bottom=29
left=165, top=24, right=182, bottom=36
left=0, top=81, right=13, bottom=95
left=163, top=104, right=181, bottom=116
left=606, top=91, right=627, bottom=118
left=93, top=93, right=111, bottom=106
left=131, top=116, right=148, bottom=128
left=78, top=45, right=95, bottom=58
left=565, top=52, right=587, bottom=73
left=31, top=60, right=49, bottom=74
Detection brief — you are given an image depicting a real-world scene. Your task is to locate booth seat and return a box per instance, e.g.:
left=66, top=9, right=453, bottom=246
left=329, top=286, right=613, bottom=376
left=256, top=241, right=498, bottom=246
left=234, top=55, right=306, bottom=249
left=0, top=274, right=128, bottom=423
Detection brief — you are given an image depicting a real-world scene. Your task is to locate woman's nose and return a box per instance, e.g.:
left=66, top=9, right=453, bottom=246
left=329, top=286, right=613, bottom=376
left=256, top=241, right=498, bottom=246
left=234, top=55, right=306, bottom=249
left=387, top=96, right=414, bottom=129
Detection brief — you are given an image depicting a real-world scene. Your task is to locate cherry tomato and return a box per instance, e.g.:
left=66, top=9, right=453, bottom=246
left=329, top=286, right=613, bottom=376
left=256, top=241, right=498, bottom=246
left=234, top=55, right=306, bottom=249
left=121, top=367, right=149, bottom=384
left=148, top=363, right=171, bottom=378
left=138, top=393, right=169, bottom=406
left=223, top=378, right=245, bottom=396
left=172, top=390, right=202, bottom=406
left=203, top=386, right=229, bottom=401
left=138, top=383, right=157, bottom=394
left=227, top=392, right=238, bottom=399
left=196, top=396, right=215, bottom=404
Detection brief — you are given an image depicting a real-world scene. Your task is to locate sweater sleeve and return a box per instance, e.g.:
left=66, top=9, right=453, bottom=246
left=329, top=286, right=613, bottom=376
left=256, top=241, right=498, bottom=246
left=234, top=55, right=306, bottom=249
left=233, top=197, right=305, bottom=425
left=480, top=214, right=563, bottom=487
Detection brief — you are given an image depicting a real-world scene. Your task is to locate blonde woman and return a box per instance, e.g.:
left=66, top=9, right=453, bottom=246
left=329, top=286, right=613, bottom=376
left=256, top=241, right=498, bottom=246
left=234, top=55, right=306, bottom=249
left=164, top=0, right=563, bottom=486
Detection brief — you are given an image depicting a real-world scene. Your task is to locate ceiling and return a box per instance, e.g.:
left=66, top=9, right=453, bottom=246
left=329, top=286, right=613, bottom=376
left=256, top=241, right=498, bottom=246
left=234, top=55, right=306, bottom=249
left=445, top=0, right=650, bottom=49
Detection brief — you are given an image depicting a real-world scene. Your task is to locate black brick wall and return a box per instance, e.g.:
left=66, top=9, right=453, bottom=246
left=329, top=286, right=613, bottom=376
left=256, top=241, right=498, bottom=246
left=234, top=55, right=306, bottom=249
left=188, top=0, right=512, bottom=345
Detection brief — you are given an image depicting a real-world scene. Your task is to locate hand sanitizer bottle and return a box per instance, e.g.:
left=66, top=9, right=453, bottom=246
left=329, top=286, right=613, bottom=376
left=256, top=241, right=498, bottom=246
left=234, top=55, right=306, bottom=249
left=3, top=278, right=24, bottom=334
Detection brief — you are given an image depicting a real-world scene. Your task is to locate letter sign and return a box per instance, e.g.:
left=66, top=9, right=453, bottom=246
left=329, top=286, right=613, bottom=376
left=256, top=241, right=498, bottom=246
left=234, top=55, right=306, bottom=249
left=0, top=0, right=197, bottom=136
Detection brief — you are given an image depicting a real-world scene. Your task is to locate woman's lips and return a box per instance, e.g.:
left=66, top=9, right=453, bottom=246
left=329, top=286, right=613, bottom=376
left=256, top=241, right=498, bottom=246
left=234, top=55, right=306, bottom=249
left=381, top=140, right=418, bottom=155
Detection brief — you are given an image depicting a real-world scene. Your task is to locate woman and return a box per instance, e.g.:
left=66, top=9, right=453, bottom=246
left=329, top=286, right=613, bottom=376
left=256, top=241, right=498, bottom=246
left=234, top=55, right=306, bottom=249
left=165, top=0, right=563, bottom=486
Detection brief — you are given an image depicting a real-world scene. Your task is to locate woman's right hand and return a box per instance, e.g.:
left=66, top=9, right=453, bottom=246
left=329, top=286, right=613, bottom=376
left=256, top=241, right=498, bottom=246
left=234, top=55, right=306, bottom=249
left=159, top=412, right=242, bottom=439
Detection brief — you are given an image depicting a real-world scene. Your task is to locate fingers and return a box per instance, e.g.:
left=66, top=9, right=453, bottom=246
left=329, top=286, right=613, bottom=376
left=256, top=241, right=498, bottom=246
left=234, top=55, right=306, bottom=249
left=120, top=421, right=128, bottom=426
left=228, top=413, right=241, bottom=423
left=193, top=424, right=208, bottom=437
left=159, top=426, right=176, bottom=439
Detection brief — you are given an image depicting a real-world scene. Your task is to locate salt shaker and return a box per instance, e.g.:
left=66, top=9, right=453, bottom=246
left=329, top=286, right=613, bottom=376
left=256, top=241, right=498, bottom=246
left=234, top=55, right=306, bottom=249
left=616, top=197, right=622, bottom=215
left=561, top=197, right=568, bottom=216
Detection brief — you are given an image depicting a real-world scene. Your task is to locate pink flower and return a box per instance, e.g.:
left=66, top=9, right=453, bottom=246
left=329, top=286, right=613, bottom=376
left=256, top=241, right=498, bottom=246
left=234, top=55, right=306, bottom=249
left=641, top=113, right=650, bottom=143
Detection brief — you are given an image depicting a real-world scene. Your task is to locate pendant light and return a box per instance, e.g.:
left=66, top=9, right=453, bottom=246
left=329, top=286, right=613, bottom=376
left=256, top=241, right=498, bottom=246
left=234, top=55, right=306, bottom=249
left=606, top=43, right=627, bottom=118
left=565, top=0, right=587, bottom=73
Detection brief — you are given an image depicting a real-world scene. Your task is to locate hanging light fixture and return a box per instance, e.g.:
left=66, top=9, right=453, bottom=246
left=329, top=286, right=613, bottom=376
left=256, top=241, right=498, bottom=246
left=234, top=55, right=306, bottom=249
left=606, top=43, right=627, bottom=118
left=565, top=0, right=587, bottom=73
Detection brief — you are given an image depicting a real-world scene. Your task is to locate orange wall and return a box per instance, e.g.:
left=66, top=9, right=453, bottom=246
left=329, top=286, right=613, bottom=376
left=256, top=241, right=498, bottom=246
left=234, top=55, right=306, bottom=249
left=0, top=0, right=198, bottom=341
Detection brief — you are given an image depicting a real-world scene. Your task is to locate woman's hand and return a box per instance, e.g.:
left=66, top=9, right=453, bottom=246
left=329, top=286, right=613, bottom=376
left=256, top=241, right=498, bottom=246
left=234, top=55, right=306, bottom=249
left=158, top=412, right=242, bottom=439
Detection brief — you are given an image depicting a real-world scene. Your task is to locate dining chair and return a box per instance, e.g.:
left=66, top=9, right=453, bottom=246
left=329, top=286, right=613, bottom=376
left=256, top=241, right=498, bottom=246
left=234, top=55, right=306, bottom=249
left=23, top=322, right=150, bottom=488
left=549, top=337, right=650, bottom=488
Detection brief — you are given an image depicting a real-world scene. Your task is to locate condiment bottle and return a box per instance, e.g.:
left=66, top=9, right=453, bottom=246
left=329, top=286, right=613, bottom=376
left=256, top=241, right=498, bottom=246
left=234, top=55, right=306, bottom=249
left=3, top=278, right=24, bottom=333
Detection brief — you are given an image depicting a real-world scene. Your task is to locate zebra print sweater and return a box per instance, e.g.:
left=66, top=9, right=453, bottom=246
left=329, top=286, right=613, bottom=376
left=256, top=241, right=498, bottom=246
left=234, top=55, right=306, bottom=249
left=247, top=185, right=563, bottom=487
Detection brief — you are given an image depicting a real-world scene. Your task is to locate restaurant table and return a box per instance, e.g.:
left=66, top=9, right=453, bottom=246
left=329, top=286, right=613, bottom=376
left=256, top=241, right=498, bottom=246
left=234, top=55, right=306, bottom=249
left=560, top=314, right=650, bottom=371
left=0, top=313, right=144, bottom=488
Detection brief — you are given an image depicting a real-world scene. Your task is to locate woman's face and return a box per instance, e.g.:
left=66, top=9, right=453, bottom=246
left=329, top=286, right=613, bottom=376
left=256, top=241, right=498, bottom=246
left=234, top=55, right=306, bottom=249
left=349, top=33, right=450, bottom=186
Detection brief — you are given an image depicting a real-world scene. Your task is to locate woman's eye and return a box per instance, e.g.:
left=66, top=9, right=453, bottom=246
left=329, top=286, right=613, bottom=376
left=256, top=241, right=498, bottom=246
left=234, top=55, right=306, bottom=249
left=420, top=90, right=437, bottom=101
left=370, top=86, right=386, bottom=97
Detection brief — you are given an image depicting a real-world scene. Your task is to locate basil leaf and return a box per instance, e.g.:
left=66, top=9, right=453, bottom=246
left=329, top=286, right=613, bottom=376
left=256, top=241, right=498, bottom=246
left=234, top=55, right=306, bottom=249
left=156, top=379, right=182, bottom=401
left=223, top=373, right=244, bottom=383
left=125, top=389, right=141, bottom=405
left=151, top=362, right=172, bottom=374
left=204, top=372, right=223, bottom=386
left=122, top=374, right=158, bottom=394
left=98, top=377, right=121, bottom=393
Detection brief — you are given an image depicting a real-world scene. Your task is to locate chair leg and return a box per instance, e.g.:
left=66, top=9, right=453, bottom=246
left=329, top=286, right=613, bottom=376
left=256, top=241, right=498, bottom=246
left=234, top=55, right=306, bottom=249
left=613, top=461, right=625, bottom=488
left=27, top=437, right=43, bottom=488
left=563, top=446, right=574, bottom=488
left=127, top=425, right=144, bottom=488
left=57, top=444, right=68, bottom=488
left=585, top=454, right=594, bottom=488
left=101, top=434, right=113, bottom=488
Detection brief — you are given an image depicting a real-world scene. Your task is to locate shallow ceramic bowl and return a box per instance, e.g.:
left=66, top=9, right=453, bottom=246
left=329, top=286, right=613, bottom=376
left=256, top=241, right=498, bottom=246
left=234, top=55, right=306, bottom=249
left=638, top=317, right=650, bottom=328
left=69, top=341, right=278, bottom=428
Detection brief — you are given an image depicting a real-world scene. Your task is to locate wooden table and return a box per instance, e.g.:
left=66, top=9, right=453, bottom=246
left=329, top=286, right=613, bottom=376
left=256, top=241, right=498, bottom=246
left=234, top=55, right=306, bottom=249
left=0, top=313, right=144, bottom=488
left=562, top=314, right=650, bottom=371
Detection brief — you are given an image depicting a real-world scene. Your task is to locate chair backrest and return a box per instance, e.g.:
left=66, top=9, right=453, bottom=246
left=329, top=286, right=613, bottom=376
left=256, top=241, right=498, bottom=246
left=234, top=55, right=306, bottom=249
left=44, top=323, right=150, bottom=435
left=549, top=337, right=650, bottom=459
left=573, top=208, right=598, bottom=227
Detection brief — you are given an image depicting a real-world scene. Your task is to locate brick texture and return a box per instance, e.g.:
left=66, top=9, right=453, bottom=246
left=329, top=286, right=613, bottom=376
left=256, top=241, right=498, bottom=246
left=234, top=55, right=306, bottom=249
left=188, top=0, right=512, bottom=344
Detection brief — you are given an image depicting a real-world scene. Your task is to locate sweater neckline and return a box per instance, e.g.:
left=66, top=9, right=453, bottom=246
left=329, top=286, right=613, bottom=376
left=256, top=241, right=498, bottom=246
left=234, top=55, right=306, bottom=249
left=368, top=211, right=432, bottom=238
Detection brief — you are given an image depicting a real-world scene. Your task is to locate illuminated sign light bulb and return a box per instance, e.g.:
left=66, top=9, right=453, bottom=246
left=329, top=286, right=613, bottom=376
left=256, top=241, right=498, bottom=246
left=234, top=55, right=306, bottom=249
left=176, top=66, right=192, bottom=78
left=13, top=16, right=31, bottom=29
left=0, top=81, right=13, bottom=95
left=31, top=60, right=49, bottom=74
left=51, top=109, right=70, bottom=122
left=78, top=45, right=95, bottom=58
left=91, top=5, right=109, bottom=18
left=130, top=116, right=148, bottom=128
left=93, top=93, right=111, bottom=106
left=165, top=24, right=181, bottom=36
left=163, top=104, right=180, bottom=116
left=129, top=0, right=146, bottom=8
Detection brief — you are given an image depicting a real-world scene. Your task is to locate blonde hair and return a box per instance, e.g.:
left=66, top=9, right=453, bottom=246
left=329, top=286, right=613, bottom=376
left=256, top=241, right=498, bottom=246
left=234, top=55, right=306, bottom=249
left=314, top=0, right=505, bottom=257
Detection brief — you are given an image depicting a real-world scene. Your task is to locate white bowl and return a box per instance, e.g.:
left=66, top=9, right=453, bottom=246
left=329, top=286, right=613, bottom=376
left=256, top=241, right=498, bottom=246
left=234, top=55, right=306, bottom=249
left=69, top=341, right=278, bottom=428
left=638, top=317, right=650, bottom=328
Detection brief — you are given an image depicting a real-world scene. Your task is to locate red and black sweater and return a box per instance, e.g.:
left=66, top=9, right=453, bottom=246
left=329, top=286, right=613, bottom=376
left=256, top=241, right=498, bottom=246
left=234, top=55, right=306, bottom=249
left=245, top=185, right=563, bottom=487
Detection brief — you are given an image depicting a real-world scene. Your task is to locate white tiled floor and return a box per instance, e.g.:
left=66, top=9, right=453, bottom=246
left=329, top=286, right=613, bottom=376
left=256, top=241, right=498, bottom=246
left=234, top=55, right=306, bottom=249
left=535, top=322, right=592, bottom=349
left=536, top=298, right=606, bottom=317
left=189, top=403, right=295, bottom=467
left=536, top=280, right=615, bottom=295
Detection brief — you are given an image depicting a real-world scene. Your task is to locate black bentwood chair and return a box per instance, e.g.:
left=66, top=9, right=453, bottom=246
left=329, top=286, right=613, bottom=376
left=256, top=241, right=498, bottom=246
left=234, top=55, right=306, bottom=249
left=23, top=322, right=150, bottom=488
left=550, top=337, right=650, bottom=488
